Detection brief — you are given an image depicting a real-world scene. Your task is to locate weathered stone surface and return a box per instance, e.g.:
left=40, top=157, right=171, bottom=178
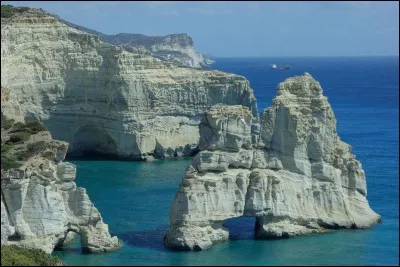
left=1, top=8, right=257, bottom=160
left=1, top=87, right=25, bottom=123
left=1, top=198, right=15, bottom=244
left=164, top=74, right=381, bottom=250
left=198, top=104, right=253, bottom=152
left=0, top=120, right=120, bottom=253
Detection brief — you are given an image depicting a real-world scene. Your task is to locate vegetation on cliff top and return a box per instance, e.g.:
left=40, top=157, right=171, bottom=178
left=1, top=5, right=30, bottom=18
left=1, top=142, right=22, bottom=170
left=1, top=245, right=64, bottom=266
left=1, top=118, right=50, bottom=170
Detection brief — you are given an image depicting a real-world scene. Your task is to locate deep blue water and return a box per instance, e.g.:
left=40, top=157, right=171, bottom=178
left=54, top=57, right=399, bottom=266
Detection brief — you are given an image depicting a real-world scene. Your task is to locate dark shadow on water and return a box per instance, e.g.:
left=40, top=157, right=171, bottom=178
left=65, top=151, right=195, bottom=162
left=53, top=246, right=82, bottom=254
left=53, top=234, right=83, bottom=254
left=65, top=151, right=145, bottom=162
left=223, top=217, right=256, bottom=241
left=114, top=225, right=173, bottom=252
left=115, top=218, right=258, bottom=253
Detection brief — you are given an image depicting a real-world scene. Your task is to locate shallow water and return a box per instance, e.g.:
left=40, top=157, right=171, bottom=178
left=54, top=57, right=399, bottom=266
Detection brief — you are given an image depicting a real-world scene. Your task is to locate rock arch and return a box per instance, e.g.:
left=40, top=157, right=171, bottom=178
left=164, top=74, right=381, bottom=251
left=1, top=158, right=120, bottom=253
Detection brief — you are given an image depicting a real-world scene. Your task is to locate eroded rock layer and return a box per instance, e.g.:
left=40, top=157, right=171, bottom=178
left=1, top=8, right=257, bottom=160
left=164, top=73, right=381, bottom=251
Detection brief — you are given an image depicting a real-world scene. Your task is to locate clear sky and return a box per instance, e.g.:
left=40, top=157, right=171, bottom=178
left=2, top=1, right=399, bottom=57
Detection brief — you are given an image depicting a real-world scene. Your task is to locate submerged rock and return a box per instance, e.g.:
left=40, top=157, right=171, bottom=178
left=164, top=73, right=381, bottom=251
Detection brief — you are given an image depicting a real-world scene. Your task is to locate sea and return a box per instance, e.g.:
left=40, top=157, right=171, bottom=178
left=54, top=57, right=399, bottom=266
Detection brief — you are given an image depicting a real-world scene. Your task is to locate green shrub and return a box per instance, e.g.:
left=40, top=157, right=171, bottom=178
left=1, top=245, right=64, bottom=266
left=8, top=132, right=31, bottom=143
left=1, top=4, right=14, bottom=18
left=5, top=140, right=14, bottom=145
left=15, top=150, right=30, bottom=161
left=24, top=120, right=47, bottom=134
left=1, top=5, right=31, bottom=18
left=1, top=156, right=22, bottom=170
left=8, top=132, right=31, bottom=144
left=1, top=142, right=22, bottom=170
left=16, top=7, right=30, bottom=13
left=2, top=119, right=15, bottom=130
left=27, top=140, right=47, bottom=154
left=15, top=141, right=47, bottom=161
left=1, top=142, right=13, bottom=154
left=43, top=150, right=54, bottom=160
left=12, top=122, right=26, bottom=131
left=8, top=120, right=47, bottom=134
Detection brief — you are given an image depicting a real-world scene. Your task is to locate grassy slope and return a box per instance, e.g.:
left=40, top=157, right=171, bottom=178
left=1, top=245, right=64, bottom=266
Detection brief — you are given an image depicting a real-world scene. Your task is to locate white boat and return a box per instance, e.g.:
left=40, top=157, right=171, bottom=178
left=270, top=64, right=290, bottom=70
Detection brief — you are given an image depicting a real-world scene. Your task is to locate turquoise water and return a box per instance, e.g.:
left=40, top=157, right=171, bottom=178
left=54, top=57, right=399, bottom=266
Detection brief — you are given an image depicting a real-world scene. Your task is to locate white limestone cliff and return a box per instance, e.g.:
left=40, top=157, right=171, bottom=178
left=1, top=119, right=120, bottom=253
left=59, top=18, right=214, bottom=69
left=106, top=33, right=214, bottom=69
left=148, top=35, right=212, bottom=69
left=1, top=8, right=257, bottom=160
left=164, top=73, right=381, bottom=251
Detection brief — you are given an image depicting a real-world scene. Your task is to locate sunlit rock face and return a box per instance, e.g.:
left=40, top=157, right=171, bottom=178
left=164, top=73, right=381, bottom=251
left=1, top=8, right=257, bottom=160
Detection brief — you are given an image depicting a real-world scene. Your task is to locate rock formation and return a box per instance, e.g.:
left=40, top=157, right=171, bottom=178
left=70, top=27, right=212, bottom=69
left=1, top=115, right=120, bottom=253
left=59, top=18, right=214, bottom=69
left=164, top=73, right=381, bottom=251
left=1, top=7, right=257, bottom=160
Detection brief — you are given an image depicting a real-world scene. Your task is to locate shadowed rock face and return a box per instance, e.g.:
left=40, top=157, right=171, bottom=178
left=1, top=7, right=256, bottom=160
left=164, top=73, right=381, bottom=251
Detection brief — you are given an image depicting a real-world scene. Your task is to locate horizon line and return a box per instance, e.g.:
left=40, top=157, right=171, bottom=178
left=209, top=55, right=399, bottom=58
